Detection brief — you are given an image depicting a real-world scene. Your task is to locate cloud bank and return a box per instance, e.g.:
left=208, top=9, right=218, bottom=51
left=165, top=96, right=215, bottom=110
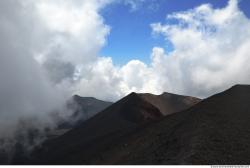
left=0, top=0, right=111, bottom=152
left=150, top=0, right=250, bottom=97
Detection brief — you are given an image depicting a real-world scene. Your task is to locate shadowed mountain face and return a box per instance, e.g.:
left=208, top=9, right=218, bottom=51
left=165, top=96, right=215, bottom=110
left=0, top=96, right=113, bottom=164
left=48, top=95, right=113, bottom=138
left=83, top=84, right=250, bottom=165
left=61, top=95, right=113, bottom=128
left=25, top=92, right=201, bottom=164
left=28, top=85, right=250, bottom=165
left=72, top=95, right=113, bottom=119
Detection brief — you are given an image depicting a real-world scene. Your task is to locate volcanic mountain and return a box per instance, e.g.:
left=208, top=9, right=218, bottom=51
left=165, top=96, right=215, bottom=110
left=26, top=92, right=200, bottom=164
left=81, top=84, right=250, bottom=165
left=2, top=96, right=113, bottom=164
left=27, top=85, right=250, bottom=165
left=9, top=85, right=250, bottom=165
left=48, top=95, right=113, bottom=139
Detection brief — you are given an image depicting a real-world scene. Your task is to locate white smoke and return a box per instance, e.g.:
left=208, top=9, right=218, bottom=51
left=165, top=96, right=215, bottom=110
left=0, top=0, right=111, bottom=157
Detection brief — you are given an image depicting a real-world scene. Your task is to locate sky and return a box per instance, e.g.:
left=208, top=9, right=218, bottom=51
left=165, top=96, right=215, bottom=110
left=1, top=0, right=250, bottom=144
left=101, top=0, right=250, bottom=65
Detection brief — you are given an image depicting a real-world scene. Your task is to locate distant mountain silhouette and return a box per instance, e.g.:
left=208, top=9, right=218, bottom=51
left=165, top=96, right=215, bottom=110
left=27, top=92, right=201, bottom=164
left=62, top=95, right=113, bottom=128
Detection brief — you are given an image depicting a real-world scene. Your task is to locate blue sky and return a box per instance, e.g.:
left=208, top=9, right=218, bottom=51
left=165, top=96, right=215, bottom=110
left=100, top=0, right=250, bottom=65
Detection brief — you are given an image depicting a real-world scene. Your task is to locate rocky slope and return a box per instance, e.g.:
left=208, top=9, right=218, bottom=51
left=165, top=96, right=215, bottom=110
left=27, top=92, right=201, bottom=164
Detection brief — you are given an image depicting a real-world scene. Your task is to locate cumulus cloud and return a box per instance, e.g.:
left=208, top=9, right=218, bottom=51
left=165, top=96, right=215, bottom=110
left=149, top=0, right=250, bottom=97
left=81, top=0, right=250, bottom=100
left=74, top=0, right=250, bottom=102
left=84, top=0, right=250, bottom=100
left=34, top=0, right=111, bottom=85
left=75, top=57, right=123, bottom=101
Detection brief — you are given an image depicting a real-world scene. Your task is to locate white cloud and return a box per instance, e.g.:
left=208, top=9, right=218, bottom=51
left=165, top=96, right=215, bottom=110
left=74, top=0, right=250, bottom=102
left=75, top=57, right=124, bottom=101
left=35, top=0, right=111, bottom=81
left=150, top=0, right=250, bottom=97
left=78, top=0, right=250, bottom=101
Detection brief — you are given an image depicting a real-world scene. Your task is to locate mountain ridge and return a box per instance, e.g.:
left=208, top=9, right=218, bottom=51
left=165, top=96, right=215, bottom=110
left=10, top=85, right=250, bottom=164
left=94, top=84, right=250, bottom=164
left=26, top=91, right=201, bottom=164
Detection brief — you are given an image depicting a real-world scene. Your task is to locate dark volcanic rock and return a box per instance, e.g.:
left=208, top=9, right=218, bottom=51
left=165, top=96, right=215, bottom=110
left=138, top=92, right=200, bottom=116
left=32, top=85, right=250, bottom=165
left=94, top=84, right=250, bottom=165
left=28, top=92, right=201, bottom=164
left=2, top=95, right=113, bottom=165
left=29, top=92, right=164, bottom=164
